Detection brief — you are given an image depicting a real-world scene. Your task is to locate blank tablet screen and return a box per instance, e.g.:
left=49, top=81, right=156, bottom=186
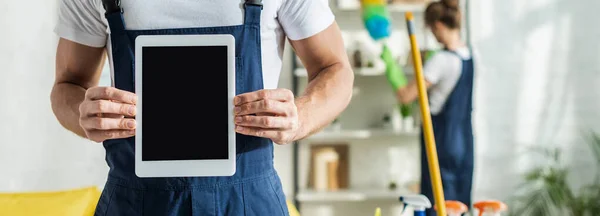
left=141, top=46, right=228, bottom=161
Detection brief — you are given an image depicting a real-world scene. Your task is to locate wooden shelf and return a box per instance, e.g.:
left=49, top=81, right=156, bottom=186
left=301, top=128, right=419, bottom=142
left=296, top=188, right=415, bottom=202
left=337, top=3, right=428, bottom=13
left=294, top=66, right=414, bottom=77
left=294, top=67, right=382, bottom=77
left=388, top=3, right=428, bottom=12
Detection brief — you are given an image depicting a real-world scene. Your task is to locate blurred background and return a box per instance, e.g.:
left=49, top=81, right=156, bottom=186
left=1, top=0, right=599, bottom=215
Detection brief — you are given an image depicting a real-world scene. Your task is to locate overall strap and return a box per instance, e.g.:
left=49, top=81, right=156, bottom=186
left=102, top=0, right=126, bottom=36
left=102, top=0, right=135, bottom=92
left=102, top=0, right=121, bottom=14
left=240, top=0, right=263, bottom=57
left=443, top=47, right=471, bottom=61
left=244, top=0, right=263, bottom=27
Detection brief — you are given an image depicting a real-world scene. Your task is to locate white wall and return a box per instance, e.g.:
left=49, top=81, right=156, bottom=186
left=469, top=0, right=600, bottom=202
left=0, top=0, right=108, bottom=192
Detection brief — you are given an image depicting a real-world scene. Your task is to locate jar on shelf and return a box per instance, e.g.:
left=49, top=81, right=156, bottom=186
left=352, top=45, right=363, bottom=68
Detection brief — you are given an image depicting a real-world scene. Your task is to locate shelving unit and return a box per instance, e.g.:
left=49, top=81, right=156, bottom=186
left=286, top=1, right=475, bottom=214
left=304, top=128, right=419, bottom=142
left=294, top=66, right=414, bottom=77
left=337, top=3, right=428, bottom=12
left=387, top=3, right=429, bottom=12
left=290, top=1, right=432, bottom=212
left=295, top=67, right=382, bottom=77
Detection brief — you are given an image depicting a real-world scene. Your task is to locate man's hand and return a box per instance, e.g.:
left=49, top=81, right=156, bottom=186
left=234, top=89, right=299, bottom=144
left=79, top=87, right=138, bottom=143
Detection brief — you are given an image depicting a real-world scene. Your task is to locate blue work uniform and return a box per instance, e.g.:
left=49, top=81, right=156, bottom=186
left=94, top=1, right=289, bottom=215
left=420, top=49, right=475, bottom=216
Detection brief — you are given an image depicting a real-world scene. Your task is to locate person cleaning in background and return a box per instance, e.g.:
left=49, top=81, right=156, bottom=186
left=381, top=0, right=475, bottom=215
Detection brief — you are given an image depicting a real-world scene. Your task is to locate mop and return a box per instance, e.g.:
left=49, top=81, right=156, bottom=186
left=404, top=12, right=509, bottom=216
left=403, top=11, right=447, bottom=216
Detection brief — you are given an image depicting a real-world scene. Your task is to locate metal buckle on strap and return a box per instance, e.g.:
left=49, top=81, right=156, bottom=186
left=102, top=0, right=122, bottom=14
left=245, top=0, right=263, bottom=9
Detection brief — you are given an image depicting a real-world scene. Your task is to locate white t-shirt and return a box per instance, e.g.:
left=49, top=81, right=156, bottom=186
left=423, top=47, right=472, bottom=115
left=54, top=0, right=335, bottom=89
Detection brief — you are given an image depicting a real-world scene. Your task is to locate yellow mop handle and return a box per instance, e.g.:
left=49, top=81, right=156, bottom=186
left=405, top=12, right=446, bottom=216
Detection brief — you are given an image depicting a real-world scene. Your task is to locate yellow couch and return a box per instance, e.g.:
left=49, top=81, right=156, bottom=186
left=0, top=186, right=101, bottom=216
left=0, top=186, right=301, bottom=216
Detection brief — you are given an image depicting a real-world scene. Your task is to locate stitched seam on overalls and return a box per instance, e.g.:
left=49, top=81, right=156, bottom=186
left=214, top=187, right=218, bottom=216
left=102, top=185, right=118, bottom=216
left=106, top=172, right=274, bottom=191
left=241, top=182, right=247, bottom=216
left=126, top=24, right=244, bottom=36
left=140, top=189, right=145, bottom=216
left=268, top=175, right=286, bottom=215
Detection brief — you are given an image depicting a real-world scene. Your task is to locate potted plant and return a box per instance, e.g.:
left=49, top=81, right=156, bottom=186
left=508, top=132, right=600, bottom=216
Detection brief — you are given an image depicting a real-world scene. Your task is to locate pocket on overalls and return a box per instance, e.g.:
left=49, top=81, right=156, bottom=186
left=241, top=175, right=289, bottom=216
left=94, top=184, right=116, bottom=216
left=268, top=174, right=290, bottom=215
left=95, top=183, right=143, bottom=216
left=436, top=127, right=467, bottom=181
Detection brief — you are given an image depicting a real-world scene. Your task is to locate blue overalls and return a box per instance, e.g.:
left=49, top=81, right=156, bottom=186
left=420, top=49, right=474, bottom=216
left=95, top=1, right=289, bottom=215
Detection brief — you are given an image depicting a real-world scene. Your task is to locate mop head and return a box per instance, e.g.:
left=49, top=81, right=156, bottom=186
left=361, top=0, right=392, bottom=41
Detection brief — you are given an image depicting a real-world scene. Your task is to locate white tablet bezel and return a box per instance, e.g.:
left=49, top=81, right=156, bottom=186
left=134, top=34, right=236, bottom=177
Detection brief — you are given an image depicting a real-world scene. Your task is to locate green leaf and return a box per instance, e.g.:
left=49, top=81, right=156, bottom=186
left=510, top=131, right=600, bottom=216
left=524, top=167, right=544, bottom=181
left=399, top=104, right=412, bottom=117
left=576, top=185, right=600, bottom=215
left=587, top=132, right=600, bottom=165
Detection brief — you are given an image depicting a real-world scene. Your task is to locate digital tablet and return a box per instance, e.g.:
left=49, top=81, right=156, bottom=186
left=134, top=34, right=236, bottom=177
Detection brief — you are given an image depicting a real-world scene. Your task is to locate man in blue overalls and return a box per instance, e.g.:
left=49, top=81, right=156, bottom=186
left=381, top=0, right=475, bottom=215
left=51, top=0, right=354, bottom=215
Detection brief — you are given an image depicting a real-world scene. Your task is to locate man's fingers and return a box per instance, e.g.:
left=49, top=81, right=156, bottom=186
left=235, top=100, right=287, bottom=116
left=81, top=117, right=137, bottom=130
left=86, top=86, right=137, bottom=104
left=234, top=115, right=291, bottom=129
left=83, top=100, right=136, bottom=116
left=87, top=129, right=136, bottom=143
left=234, top=88, right=294, bottom=105
left=98, top=113, right=125, bottom=118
